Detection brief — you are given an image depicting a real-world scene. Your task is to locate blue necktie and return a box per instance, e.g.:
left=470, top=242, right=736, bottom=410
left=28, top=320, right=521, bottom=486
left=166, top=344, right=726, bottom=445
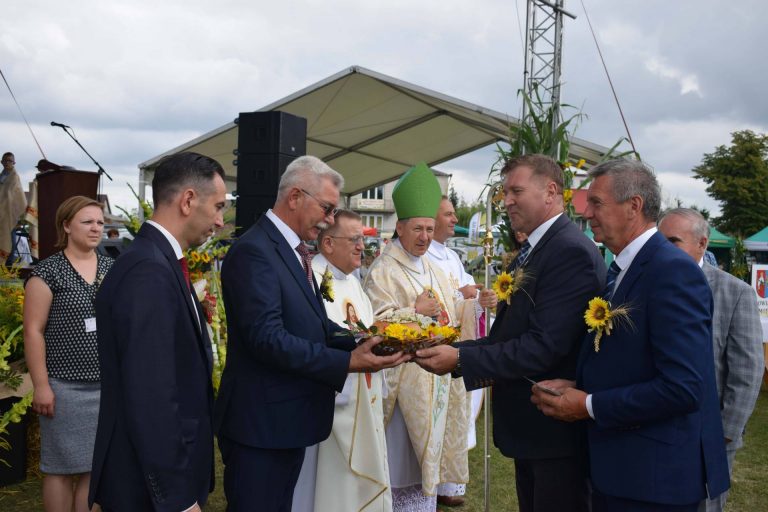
left=603, top=261, right=621, bottom=300
left=511, top=241, right=532, bottom=271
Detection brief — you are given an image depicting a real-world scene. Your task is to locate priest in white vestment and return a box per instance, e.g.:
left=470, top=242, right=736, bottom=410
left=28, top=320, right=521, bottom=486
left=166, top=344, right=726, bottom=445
left=0, top=152, right=27, bottom=261
left=363, top=163, right=469, bottom=512
left=293, top=210, right=392, bottom=512
left=426, top=196, right=497, bottom=507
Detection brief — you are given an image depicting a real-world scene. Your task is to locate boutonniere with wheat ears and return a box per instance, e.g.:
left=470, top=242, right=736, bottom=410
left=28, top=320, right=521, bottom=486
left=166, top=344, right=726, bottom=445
left=492, top=267, right=533, bottom=305
left=319, top=266, right=334, bottom=302
left=584, top=297, right=632, bottom=352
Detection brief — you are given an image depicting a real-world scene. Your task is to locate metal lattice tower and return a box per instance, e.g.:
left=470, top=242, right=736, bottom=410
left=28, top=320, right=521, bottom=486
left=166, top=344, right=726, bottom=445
left=521, top=0, right=576, bottom=145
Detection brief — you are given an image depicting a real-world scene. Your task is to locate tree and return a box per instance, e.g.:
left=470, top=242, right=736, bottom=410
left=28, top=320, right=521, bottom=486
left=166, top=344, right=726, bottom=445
left=455, top=198, right=484, bottom=228
left=448, top=185, right=459, bottom=209
left=693, top=130, right=768, bottom=236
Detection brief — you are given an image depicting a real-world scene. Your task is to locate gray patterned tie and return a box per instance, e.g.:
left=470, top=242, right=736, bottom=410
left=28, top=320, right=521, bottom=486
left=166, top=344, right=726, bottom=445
left=295, top=243, right=315, bottom=288
left=511, top=240, right=532, bottom=271
left=603, top=261, right=621, bottom=300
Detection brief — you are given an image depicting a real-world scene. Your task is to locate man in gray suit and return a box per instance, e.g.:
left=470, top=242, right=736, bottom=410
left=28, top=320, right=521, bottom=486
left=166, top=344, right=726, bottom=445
left=659, top=208, right=764, bottom=512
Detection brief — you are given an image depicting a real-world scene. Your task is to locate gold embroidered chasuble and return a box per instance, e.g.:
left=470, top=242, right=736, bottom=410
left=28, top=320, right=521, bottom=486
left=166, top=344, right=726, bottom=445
left=363, top=242, right=469, bottom=495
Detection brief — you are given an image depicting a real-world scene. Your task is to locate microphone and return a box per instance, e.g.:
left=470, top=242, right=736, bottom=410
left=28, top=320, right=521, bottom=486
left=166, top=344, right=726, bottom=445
left=50, top=121, right=70, bottom=128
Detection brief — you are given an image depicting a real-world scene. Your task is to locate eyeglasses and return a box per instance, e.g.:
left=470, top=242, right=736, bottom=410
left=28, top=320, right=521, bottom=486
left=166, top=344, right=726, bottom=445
left=329, top=235, right=364, bottom=245
left=300, top=188, right=339, bottom=216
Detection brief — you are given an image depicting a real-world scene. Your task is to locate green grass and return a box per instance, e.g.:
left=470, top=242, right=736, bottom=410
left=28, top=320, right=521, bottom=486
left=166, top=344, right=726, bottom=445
left=2, top=390, right=768, bottom=511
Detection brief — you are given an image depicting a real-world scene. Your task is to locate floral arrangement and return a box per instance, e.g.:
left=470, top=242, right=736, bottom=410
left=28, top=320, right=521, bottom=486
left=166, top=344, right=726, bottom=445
left=186, top=238, right=231, bottom=393
left=0, top=264, right=32, bottom=468
left=584, top=297, right=632, bottom=352
left=319, top=266, right=334, bottom=302
left=492, top=267, right=532, bottom=305
left=347, top=309, right=461, bottom=356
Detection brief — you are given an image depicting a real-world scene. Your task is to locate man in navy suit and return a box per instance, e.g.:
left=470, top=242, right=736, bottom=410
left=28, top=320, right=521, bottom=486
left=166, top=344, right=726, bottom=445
left=416, top=154, right=604, bottom=512
left=214, top=155, right=408, bottom=511
left=533, top=159, right=730, bottom=511
left=90, top=152, right=227, bottom=511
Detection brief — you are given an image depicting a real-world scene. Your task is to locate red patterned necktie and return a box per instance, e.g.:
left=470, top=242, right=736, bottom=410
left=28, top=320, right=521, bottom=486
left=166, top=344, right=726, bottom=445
left=295, top=243, right=314, bottom=288
left=179, top=256, right=192, bottom=292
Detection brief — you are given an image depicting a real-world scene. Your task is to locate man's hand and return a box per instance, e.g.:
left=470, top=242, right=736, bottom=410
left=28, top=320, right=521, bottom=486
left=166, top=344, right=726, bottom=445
left=477, top=287, right=498, bottom=309
left=349, top=336, right=411, bottom=372
left=415, top=290, right=441, bottom=317
left=413, top=345, right=458, bottom=375
left=530, top=379, right=589, bottom=422
left=459, top=284, right=479, bottom=299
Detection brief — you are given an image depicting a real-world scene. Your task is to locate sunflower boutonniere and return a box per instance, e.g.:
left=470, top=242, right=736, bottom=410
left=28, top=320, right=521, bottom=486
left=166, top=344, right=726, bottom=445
left=492, top=267, right=532, bottom=305
left=319, top=265, right=334, bottom=302
left=584, top=297, right=633, bottom=352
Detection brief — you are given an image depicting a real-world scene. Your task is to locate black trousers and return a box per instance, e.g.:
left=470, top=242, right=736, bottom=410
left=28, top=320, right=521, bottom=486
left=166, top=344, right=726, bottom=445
left=514, top=456, right=590, bottom=512
left=218, top=436, right=305, bottom=512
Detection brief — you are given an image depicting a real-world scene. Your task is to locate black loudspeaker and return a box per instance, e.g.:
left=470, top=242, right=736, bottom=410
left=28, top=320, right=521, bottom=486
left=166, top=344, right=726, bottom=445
left=235, top=153, right=298, bottom=196
left=235, top=112, right=307, bottom=236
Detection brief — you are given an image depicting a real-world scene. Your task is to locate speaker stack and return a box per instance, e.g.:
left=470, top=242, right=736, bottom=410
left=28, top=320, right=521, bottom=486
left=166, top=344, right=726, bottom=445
left=234, top=112, right=307, bottom=236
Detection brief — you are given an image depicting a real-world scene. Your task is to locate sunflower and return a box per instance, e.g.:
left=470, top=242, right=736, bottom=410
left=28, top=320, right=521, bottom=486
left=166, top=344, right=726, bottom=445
left=383, top=323, right=419, bottom=341
left=492, top=272, right=514, bottom=303
left=190, top=251, right=202, bottom=263
left=563, top=189, right=573, bottom=204
left=201, top=252, right=211, bottom=264
left=584, top=297, right=611, bottom=330
left=426, top=324, right=459, bottom=341
left=492, top=267, right=530, bottom=305
left=584, top=297, right=632, bottom=352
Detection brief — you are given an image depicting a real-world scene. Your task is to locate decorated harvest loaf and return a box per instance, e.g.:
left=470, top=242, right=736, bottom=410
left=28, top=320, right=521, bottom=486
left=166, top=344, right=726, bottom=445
left=368, top=310, right=460, bottom=356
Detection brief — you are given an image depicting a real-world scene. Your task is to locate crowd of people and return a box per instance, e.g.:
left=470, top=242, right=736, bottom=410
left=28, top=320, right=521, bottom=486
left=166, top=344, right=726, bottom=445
left=19, top=151, right=764, bottom=512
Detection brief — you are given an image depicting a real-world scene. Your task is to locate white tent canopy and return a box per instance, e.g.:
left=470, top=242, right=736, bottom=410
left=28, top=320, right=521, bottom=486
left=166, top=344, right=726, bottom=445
left=139, top=65, right=612, bottom=196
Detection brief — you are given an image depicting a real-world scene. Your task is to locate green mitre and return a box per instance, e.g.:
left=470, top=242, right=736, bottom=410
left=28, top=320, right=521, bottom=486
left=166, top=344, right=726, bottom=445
left=392, top=162, right=442, bottom=220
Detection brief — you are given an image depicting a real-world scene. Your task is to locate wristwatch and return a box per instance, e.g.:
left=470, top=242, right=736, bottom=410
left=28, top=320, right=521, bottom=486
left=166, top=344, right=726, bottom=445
left=452, top=347, right=462, bottom=378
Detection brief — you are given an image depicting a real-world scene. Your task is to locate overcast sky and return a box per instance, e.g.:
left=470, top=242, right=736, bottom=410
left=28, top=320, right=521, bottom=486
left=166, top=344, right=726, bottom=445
left=2, top=0, right=766, bottom=218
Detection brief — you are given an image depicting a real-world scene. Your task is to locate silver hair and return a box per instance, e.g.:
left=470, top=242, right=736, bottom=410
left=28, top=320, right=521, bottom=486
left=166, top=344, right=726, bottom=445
left=659, top=208, right=710, bottom=239
left=588, top=159, right=661, bottom=222
left=276, top=155, right=344, bottom=201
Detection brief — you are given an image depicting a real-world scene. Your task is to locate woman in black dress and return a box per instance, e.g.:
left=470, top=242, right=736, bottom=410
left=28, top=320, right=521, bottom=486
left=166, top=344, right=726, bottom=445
left=23, top=196, right=113, bottom=512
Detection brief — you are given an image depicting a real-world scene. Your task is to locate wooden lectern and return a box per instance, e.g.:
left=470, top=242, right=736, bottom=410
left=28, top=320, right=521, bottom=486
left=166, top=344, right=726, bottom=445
left=36, top=168, right=99, bottom=260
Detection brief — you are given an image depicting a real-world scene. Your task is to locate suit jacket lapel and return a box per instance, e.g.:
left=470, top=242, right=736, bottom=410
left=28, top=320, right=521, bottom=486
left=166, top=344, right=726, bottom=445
left=137, top=223, right=210, bottom=363
left=258, top=216, right=327, bottom=324
left=523, top=214, right=570, bottom=265
left=193, top=295, right=214, bottom=373
left=493, top=216, right=570, bottom=336
left=610, top=232, right=664, bottom=306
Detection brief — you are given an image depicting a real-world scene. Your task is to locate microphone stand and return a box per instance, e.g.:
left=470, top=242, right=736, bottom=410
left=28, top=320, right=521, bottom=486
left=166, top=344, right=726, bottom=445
left=52, top=125, right=113, bottom=181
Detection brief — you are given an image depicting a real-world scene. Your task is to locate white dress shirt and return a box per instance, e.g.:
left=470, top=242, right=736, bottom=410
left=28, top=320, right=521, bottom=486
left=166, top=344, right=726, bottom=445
left=585, top=227, right=657, bottom=419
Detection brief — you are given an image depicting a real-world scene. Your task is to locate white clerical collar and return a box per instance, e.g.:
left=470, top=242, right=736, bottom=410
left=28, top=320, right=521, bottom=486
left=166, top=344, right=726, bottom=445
left=526, top=213, right=562, bottom=251
left=146, top=220, right=183, bottom=259
left=427, top=239, right=449, bottom=260
left=312, top=253, right=349, bottom=280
